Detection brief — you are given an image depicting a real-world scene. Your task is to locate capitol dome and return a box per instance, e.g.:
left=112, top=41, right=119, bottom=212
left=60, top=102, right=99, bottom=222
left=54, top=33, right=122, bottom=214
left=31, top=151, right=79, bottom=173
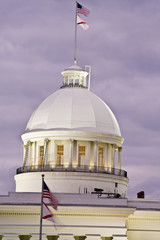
left=26, top=87, right=121, bottom=137
left=15, top=64, right=127, bottom=195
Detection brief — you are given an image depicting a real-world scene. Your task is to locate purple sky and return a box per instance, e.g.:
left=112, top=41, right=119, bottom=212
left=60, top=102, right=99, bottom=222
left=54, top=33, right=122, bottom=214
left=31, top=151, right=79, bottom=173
left=0, top=0, right=160, bottom=198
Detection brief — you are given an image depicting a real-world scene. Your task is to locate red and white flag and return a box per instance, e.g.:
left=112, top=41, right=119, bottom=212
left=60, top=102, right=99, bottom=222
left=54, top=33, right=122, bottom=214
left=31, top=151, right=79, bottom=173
left=42, top=181, right=58, bottom=221
left=77, top=14, right=89, bottom=31
left=42, top=202, right=55, bottom=223
left=77, top=2, right=90, bottom=17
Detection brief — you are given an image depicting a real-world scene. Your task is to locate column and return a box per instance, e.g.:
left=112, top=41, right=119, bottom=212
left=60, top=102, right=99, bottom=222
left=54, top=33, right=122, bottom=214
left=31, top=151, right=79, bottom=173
left=35, top=141, right=39, bottom=166
left=44, top=138, right=49, bottom=166
left=107, top=144, right=112, bottom=172
left=86, top=235, right=101, bottom=240
left=47, top=236, right=59, bottom=240
left=23, top=141, right=30, bottom=170
left=33, top=141, right=37, bottom=166
left=58, top=235, right=74, bottom=240
left=76, top=141, right=79, bottom=167
left=29, top=141, right=33, bottom=166
left=104, top=143, right=108, bottom=170
left=19, top=235, right=32, bottom=240
left=87, top=141, right=91, bottom=167
left=49, top=140, right=56, bottom=166
left=69, top=139, right=74, bottom=168
left=72, top=140, right=77, bottom=167
left=118, top=147, right=122, bottom=175
left=23, top=144, right=27, bottom=168
left=111, top=144, right=116, bottom=173
left=94, top=141, right=98, bottom=170
left=31, top=141, right=35, bottom=166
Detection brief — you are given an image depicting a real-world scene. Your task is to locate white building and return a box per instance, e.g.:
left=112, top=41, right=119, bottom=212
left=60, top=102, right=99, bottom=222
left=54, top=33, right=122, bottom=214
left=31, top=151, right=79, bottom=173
left=0, top=64, right=160, bottom=240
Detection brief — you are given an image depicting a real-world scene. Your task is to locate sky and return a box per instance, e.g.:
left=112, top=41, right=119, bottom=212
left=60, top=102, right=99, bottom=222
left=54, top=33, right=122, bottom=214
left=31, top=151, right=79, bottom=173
left=0, top=0, right=160, bottom=198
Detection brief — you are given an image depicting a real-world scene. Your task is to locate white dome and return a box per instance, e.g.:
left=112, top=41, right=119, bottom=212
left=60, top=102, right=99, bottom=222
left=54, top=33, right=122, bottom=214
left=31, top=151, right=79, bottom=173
left=26, top=88, right=121, bottom=136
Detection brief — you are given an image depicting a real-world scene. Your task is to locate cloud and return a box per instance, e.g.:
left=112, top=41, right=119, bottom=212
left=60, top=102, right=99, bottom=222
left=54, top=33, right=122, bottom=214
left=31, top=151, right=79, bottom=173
left=0, top=0, right=160, bottom=199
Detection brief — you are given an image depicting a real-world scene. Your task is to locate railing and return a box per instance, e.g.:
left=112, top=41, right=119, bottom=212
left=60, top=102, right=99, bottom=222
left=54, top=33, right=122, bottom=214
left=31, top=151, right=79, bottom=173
left=16, top=165, right=127, bottom=177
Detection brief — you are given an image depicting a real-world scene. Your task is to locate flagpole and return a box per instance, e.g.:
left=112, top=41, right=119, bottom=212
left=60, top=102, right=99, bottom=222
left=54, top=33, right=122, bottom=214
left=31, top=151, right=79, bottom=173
left=74, top=0, right=78, bottom=65
left=39, top=174, right=44, bottom=240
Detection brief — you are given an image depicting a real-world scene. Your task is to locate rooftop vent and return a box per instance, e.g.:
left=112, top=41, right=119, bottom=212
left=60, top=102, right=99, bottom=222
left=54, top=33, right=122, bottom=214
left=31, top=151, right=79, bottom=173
left=137, top=191, right=145, bottom=198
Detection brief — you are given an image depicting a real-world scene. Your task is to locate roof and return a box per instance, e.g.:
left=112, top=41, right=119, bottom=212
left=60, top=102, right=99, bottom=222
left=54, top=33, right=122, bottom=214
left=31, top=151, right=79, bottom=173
left=0, top=192, right=160, bottom=210
left=26, top=88, right=121, bottom=136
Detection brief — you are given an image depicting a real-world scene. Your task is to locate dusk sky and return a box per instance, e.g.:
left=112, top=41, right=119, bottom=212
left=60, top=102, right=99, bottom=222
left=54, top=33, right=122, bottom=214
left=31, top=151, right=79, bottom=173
left=0, top=0, right=160, bottom=198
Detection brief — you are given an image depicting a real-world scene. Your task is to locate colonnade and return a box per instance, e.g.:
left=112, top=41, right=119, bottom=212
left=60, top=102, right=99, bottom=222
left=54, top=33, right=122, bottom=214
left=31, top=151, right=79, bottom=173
left=22, top=139, right=122, bottom=173
left=1, top=234, right=128, bottom=240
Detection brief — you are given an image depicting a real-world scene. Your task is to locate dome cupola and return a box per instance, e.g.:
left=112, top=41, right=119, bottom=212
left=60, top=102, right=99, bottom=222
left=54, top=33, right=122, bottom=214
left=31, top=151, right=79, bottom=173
left=61, top=64, right=89, bottom=88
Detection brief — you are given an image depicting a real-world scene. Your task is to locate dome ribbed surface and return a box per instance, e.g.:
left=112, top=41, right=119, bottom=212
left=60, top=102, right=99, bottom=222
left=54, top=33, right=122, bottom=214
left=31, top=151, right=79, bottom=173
left=26, top=88, right=121, bottom=136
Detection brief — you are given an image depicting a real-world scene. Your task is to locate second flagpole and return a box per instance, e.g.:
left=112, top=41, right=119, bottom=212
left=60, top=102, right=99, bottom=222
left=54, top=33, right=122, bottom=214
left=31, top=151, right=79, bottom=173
left=39, top=174, right=44, bottom=240
left=74, top=0, right=78, bottom=65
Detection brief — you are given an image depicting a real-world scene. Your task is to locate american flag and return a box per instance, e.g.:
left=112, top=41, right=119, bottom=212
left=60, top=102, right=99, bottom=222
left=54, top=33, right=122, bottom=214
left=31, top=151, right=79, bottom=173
left=77, top=2, right=90, bottom=17
left=43, top=181, right=58, bottom=210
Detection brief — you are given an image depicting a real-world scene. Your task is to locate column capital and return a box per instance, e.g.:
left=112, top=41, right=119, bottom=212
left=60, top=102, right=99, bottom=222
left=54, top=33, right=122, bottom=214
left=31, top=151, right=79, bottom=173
left=74, top=236, right=86, bottom=240
left=47, top=236, right=59, bottom=240
left=118, top=147, right=122, bottom=152
left=19, top=235, right=32, bottom=240
left=0, top=235, right=4, bottom=240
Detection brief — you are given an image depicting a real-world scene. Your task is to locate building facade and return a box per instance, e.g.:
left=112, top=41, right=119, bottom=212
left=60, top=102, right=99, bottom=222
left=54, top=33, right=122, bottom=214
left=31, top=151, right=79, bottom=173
left=0, top=65, right=160, bottom=240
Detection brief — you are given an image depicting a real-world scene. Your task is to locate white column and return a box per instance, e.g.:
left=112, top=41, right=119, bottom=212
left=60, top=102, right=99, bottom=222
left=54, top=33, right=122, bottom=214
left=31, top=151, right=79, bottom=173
left=87, top=141, right=91, bottom=167
left=104, top=143, right=108, bottom=169
left=72, top=140, right=77, bottom=167
left=30, top=142, right=34, bottom=166
left=35, top=141, right=39, bottom=165
left=34, top=141, right=37, bottom=166
left=118, top=147, right=122, bottom=170
left=76, top=141, right=79, bottom=167
left=49, top=140, right=56, bottom=166
left=86, top=235, right=101, bottom=240
left=58, top=235, right=74, bottom=240
left=31, top=141, right=35, bottom=166
left=107, top=144, right=112, bottom=172
left=23, top=144, right=27, bottom=168
left=44, top=138, right=49, bottom=166
left=28, top=141, right=32, bottom=167
left=8, top=236, right=19, bottom=240
left=94, top=141, right=98, bottom=169
left=69, top=139, right=74, bottom=168
left=111, top=144, right=116, bottom=169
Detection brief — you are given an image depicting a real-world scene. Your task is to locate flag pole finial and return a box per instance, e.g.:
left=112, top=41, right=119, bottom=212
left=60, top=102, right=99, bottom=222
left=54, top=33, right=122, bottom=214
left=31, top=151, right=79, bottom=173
left=42, top=174, right=45, bottom=179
